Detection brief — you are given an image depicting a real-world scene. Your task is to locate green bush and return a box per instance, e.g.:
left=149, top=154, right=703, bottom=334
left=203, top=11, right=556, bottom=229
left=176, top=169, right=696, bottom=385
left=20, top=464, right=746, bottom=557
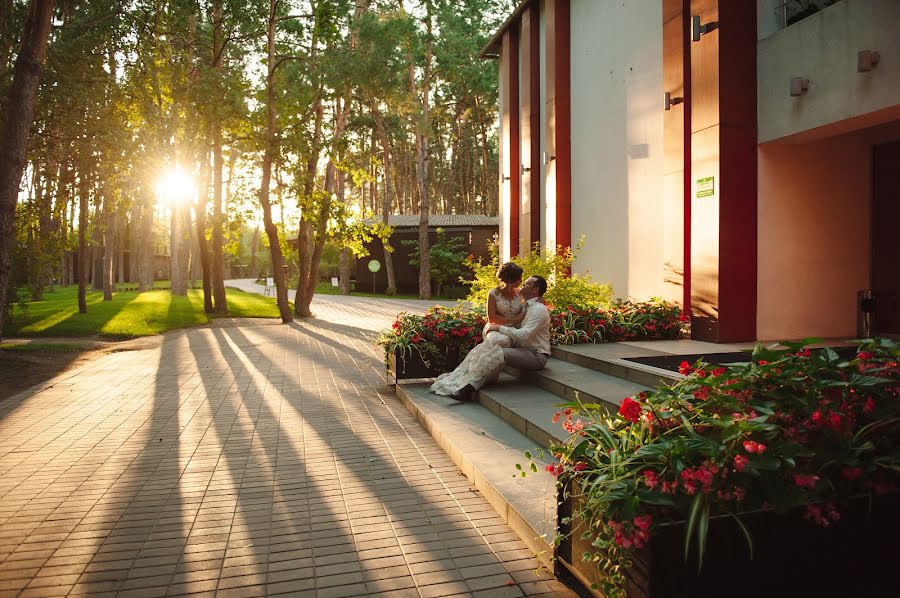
left=463, top=239, right=613, bottom=309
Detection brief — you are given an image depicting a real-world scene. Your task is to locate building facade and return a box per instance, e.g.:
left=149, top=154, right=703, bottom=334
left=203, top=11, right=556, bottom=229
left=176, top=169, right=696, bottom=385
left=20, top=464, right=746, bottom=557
left=483, top=0, right=900, bottom=342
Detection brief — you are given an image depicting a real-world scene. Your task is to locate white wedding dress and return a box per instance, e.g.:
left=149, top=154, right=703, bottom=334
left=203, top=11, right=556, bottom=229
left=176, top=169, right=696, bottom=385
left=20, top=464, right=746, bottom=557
left=431, top=288, right=525, bottom=396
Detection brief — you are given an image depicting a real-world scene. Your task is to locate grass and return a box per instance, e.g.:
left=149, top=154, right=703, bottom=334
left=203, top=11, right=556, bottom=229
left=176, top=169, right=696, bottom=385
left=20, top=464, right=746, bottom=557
left=3, top=285, right=280, bottom=339
left=0, top=342, right=87, bottom=353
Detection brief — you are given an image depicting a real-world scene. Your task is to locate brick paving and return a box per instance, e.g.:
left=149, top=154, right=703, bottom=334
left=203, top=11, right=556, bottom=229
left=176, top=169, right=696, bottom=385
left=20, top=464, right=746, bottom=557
left=0, top=310, right=573, bottom=597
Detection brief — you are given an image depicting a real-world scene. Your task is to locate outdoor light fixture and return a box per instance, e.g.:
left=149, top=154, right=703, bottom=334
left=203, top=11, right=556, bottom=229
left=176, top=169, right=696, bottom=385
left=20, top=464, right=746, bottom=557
left=790, top=77, right=809, bottom=97
left=691, top=15, right=718, bottom=42
left=664, top=91, right=684, bottom=110
left=521, top=164, right=531, bottom=173
left=543, top=152, right=556, bottom=165
left=857, top=49, right=881, bottom=72
left=502, top=174, right=511, bottom=181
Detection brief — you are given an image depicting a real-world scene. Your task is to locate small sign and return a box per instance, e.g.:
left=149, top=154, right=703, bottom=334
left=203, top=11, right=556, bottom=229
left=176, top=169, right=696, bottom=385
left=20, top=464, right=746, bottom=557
left=331, top=277, right=339, bottom=287
left=367, top=259, right=382, bottom=273
left=696, top=176, right=715, bottom=198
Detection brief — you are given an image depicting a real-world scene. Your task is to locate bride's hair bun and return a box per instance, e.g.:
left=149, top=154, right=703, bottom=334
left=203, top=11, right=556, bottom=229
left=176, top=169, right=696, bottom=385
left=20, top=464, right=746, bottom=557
left=496, top=262, right=524, bottom=286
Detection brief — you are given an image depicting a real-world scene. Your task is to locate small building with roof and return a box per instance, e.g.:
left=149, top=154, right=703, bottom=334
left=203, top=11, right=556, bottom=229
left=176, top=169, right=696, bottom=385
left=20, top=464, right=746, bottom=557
left=356, top=214, right=499, bottom=295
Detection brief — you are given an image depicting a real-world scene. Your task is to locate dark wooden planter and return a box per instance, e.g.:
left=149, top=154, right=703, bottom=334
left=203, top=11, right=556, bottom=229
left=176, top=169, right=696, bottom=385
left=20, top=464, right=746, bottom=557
left=387, top=348, right=461, bottom=384
left=557, top=482, right=899, bottom=598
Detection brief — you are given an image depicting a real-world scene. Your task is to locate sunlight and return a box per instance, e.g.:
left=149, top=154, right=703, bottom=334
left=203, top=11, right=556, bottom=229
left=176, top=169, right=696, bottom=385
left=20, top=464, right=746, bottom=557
left=154, top=166, right=195, bottom=205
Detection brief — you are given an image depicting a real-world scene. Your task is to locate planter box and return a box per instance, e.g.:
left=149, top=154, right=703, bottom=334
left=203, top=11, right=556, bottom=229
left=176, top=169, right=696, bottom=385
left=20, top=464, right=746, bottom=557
left=387, top=348, right=461, bottom=383
left=557, top=482, right=899, bottom=597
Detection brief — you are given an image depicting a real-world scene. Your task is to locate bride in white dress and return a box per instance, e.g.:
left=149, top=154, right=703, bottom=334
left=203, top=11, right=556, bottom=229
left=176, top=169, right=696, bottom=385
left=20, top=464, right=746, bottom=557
left=431, top=263, right=525, bottom=399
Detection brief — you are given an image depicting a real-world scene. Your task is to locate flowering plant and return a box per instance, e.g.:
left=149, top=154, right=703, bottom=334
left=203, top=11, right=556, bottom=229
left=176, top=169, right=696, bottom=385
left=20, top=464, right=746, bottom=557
left=532, top=338, right=900, bottom=596
left=550, top=299, right=686, bottom=345
left=376, top=306, right=486, bottom=370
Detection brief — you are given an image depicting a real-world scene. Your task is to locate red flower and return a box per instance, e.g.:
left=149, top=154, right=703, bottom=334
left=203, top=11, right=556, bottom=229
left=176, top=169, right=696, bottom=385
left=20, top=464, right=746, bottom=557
left=678, top=361, right=693, bottom=375
left=793, top=473, right=819, bottom=489
left=733, top=455, right=749, bottom=472
left=742, top=440, right=766, bottom=454
left=841, top=467, right=862, bottom=481
left=551, top=412, right=561, bottom=424
left=633, top=514, right=652, bottom=531
left=857, top=351, right=875, bottom=361
left=618, top=397, right=642, bottom=423
left=642, top=470, right=659, bottom=489
left=573, top=461, right=588, bottom=471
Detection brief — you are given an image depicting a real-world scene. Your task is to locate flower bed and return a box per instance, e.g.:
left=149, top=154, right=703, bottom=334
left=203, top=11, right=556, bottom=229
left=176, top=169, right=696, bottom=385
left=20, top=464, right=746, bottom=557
left=378, top=299, right=687, bottom=379
left=537, top=339, right=900, bottom=597
left=377, top=307, right=486, bottom=380
left=550, top=299, right=687, bottom=345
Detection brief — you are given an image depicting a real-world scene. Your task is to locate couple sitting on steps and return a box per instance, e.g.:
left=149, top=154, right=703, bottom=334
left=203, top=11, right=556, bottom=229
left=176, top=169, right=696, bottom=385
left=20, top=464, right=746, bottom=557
left=431, top=262, right=551, bottom=402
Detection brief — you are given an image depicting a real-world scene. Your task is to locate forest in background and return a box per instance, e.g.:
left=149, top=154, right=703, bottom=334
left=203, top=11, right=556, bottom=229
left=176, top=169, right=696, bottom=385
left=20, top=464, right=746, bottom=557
left=0, top=0, right=513, bottom=328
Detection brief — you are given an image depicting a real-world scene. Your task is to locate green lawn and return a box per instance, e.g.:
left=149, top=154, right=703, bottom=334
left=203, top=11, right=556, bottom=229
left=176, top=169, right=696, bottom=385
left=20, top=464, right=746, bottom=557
left=4, top=286, right=280, bottom=339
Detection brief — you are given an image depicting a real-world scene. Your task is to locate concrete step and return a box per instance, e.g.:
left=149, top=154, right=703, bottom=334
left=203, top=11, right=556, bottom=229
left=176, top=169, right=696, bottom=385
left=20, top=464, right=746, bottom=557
left=551, top=343, right=683, bottom=388
left=508, top=357, right=653, bottom=413
left=475, top=373, right=568, bottom=448
left=394, top=381, right=558, bottom=566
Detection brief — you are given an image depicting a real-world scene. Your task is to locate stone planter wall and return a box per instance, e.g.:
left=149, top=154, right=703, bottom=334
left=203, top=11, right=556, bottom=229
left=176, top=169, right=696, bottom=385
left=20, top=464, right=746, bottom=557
left=557, top=481, right=899, bottom=597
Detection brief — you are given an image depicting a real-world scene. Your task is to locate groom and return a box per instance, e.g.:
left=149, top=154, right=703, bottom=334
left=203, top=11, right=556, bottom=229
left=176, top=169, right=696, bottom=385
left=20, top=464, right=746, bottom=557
left=451, top=275, right=551, bottom=401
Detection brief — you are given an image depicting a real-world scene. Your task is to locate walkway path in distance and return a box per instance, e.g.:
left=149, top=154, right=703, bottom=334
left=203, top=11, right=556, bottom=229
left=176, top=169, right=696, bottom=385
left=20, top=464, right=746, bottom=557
left=0, top=293, right=573, bottom=596
left=227, top=279, right=459, bottom=332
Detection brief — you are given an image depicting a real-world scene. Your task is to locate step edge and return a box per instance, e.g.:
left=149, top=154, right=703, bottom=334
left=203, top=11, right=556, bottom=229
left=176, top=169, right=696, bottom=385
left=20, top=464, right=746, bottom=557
left=394, top=382, right=556, bottom=567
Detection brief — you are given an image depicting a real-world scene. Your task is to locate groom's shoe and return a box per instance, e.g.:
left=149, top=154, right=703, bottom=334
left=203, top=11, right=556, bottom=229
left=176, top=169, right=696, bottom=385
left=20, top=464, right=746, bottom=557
left=449, top=384, right=476, bottom=402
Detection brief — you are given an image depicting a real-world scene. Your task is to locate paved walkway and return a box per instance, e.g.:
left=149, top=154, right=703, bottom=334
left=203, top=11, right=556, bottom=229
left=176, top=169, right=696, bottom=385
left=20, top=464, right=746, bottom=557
left=0, top=299, right=573, bottom=596
left=226, top=279, right=459, bottom=332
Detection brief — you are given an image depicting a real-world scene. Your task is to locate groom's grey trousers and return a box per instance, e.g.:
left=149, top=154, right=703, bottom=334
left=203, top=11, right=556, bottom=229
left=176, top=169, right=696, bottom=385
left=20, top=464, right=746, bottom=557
left=470, top=348, right=549, bottom=390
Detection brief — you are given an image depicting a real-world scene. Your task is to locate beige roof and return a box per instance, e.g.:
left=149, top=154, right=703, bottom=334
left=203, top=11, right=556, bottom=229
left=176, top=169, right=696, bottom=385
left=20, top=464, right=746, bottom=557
left=363, top=215, right=499, bottom=228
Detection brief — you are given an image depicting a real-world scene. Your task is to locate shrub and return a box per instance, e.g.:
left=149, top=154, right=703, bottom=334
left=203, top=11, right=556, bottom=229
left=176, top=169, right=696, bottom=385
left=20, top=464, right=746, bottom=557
left=464, top=239, right=613, bottom=309
left=376, top=306, right=486, bottom=369
left=531, top=338, right=900, bottom=597
left=550, top=300, right=686, bottom=345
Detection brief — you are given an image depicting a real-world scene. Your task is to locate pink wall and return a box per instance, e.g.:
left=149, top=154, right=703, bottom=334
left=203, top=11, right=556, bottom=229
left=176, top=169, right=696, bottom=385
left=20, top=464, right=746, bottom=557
left=757, top=136, right=871, bottom=341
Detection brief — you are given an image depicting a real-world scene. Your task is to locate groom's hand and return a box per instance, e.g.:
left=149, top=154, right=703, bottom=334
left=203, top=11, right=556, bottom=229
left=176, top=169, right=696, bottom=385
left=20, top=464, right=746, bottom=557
left=486, top=324, right=500, bottom=333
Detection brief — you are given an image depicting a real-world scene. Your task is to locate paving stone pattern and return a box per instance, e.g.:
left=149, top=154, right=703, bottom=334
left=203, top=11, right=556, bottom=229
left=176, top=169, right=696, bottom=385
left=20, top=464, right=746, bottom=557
left=0, top=317, right=574, bottom=597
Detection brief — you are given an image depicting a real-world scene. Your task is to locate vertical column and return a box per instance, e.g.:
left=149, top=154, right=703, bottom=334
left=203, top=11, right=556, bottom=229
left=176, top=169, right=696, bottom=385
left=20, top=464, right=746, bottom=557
left=663, top=2, right=687, bottom=308
left=500, top=29, right=520, bottom=259
left=545, top=0, right=571, bottom=252
left=520, top=5, right=541, bottom=256
left=689, top=0, right=757, bottom=342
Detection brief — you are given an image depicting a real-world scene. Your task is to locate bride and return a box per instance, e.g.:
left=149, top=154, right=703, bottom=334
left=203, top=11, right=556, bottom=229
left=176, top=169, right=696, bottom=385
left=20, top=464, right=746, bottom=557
left=431, top=262, right=525, bottom=400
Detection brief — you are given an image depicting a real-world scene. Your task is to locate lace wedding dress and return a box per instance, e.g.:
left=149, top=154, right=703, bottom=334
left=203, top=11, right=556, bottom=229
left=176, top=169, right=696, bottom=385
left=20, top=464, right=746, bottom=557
left=431, top=288, right=524, bottom=396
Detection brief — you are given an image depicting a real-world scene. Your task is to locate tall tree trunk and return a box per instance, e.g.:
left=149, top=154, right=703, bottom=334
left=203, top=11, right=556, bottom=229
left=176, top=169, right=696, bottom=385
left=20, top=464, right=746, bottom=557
left=210, top=0, right=227, bottom=312
left=373, top=109, right=396, bottom=295
left=338, top=248, right=351, bottom=295
left=249, top=219, right=260, bottom=278
left=117, top=212, right=125, bottom=284
left=77, top=164, right=88, bottom=313
left=138, top=190, right=153, bottom=291
left=102, top=189, right=114, bottom=301
left=0, top=0, right=55, bottom=336
left=195, top=150, right=213, bottom=313
left=260, top=0, right=292, bottom=323
left=402, top=0, right=432, bottom=299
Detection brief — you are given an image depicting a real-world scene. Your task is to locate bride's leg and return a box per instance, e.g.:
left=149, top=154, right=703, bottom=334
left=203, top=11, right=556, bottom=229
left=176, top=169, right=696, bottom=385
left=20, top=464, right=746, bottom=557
left=485, top=331, right=512, bottom=348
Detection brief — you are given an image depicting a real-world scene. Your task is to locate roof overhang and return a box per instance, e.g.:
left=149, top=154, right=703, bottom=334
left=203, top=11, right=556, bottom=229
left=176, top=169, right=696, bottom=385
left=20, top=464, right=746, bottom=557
left=478, top=0, right=531, bottom=59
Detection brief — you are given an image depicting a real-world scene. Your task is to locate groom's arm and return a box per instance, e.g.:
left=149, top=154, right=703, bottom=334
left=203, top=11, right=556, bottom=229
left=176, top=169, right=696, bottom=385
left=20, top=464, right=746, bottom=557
left=498, top=305, right=549, bottom=346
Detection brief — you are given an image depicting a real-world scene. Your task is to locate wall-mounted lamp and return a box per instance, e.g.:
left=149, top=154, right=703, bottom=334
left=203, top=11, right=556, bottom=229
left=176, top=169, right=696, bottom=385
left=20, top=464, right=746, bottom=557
left=542, top=152, right=556, bottom=165
left=664, top=91, right=684, bottom=110
left=521, top=164, right=531, bottom=174
left=691, top=15, right=718, bottom=42
left=857, top=49, right=881, bottom=72
left=502, top=174, right=511, bottom=182
left=790, top=77, right=809, bottom=97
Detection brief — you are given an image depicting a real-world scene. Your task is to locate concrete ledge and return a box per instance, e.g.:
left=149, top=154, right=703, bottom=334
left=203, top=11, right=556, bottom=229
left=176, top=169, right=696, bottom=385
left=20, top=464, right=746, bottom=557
left=511, top=358, right=653, bottom=409
left=394, top=381, right=557, bottom=567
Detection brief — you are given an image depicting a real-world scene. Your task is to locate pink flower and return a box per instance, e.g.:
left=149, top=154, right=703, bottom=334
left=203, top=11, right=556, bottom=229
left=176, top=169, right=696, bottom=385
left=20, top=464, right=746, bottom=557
left=733, top=455, right=749, bottom=472
left=642, top=470, right=659, bottom=489
left=551, top=412, right=561, bottom=424
left=793, top=473, right=819, bottom=489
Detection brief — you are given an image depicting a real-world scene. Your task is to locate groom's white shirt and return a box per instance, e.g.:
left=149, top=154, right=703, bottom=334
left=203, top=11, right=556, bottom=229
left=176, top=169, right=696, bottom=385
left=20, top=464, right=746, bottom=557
left=498, top=298, right=551, bottom=355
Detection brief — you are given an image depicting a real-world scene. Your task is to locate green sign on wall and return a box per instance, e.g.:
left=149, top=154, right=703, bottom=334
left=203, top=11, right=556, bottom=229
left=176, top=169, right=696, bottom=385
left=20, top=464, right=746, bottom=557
left=696, top=176, right=715, bottom=198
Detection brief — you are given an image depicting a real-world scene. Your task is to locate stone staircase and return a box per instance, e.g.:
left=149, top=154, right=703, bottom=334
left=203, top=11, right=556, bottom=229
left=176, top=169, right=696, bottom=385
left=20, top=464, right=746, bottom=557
left=391, top=341, right=729, bottom=571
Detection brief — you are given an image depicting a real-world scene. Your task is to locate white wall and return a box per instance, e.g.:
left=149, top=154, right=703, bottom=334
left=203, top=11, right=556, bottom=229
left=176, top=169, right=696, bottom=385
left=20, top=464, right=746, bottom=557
left=758, top=0, right=900, bottom=143
left=570, top=0, right=665, bottom=300
left=757, top=135, right=871, bottom=340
